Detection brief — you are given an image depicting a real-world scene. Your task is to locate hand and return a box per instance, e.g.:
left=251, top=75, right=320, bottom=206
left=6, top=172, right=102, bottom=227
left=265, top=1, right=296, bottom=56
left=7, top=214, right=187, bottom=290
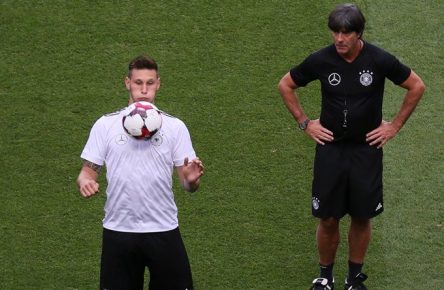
left=78, top=179, right=100, bottom=198
left=183, top=157, right=204, bottom=184
left=305, top=119, right=334, bottom=145
left=366, top=120, right=398, bottom=148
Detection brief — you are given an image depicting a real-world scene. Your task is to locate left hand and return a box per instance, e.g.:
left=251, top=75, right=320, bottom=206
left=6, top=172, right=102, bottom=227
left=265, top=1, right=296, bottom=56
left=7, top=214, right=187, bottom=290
left=183, top=157, right=204, bottom=184
left=305, top=118, right=334, bottom=145
left=366, top=120, right=399, bottom=148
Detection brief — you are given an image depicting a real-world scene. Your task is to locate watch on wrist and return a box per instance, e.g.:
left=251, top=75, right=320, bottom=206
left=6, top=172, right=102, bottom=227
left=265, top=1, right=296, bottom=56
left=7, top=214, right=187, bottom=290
left=298, top=118, right=310, bottom=130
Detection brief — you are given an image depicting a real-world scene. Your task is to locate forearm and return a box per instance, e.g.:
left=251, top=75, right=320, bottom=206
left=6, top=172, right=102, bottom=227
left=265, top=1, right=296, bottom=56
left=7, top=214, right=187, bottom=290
left=77, top=162, right=100, bottom=197
left=278, top=73, right=308, bottom=123
left=392, top=91, right=422, bottom=131
left=392, top=71, right=426, bottom=131
left=280, top=91, right=308, bottom=123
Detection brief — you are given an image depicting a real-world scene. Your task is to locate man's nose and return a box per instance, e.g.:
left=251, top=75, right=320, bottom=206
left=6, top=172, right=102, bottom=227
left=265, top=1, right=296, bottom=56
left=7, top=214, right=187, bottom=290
left=336, top=32, right=344, bottom=41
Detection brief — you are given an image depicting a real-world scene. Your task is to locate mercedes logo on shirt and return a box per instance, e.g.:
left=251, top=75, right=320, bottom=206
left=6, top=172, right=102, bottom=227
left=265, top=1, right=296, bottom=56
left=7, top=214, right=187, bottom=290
left=328, top=72, right=341, bottom=86
left=115, top=134, right=129, bottom=145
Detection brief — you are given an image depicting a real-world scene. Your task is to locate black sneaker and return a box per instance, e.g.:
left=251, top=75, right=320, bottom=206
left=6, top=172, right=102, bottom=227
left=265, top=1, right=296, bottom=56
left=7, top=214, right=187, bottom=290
left=310, top=277, right=334, bottom=290
left=344, top=273, right=368, bottom=290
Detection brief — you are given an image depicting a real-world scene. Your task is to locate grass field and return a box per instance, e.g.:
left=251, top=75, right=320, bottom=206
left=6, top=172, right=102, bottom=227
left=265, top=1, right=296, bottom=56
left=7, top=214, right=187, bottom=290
left=0, top=1, right=442, bottom=289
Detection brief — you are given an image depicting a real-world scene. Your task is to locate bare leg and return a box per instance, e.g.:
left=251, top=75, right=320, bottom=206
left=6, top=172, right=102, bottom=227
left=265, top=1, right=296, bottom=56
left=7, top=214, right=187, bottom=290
left=316, top=217, right=340, bottom=265
left=348, top=218, right=371, bottom=263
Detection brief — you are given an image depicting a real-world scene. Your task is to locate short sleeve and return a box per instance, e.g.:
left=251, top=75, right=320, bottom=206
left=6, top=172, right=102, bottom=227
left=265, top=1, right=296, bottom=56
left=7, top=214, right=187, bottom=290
left=372, top=47, right=411, bottom=85
left=172, top=120, right=196, bottom=167
left=289, top=53, right=319, bottom=87
left=386, top=57, right=411, bottom=85
left=80, top=117, right=107, bottom=166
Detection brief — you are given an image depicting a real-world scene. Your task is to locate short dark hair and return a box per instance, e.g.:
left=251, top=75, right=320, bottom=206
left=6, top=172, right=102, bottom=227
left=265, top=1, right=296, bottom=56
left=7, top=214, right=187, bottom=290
left=328, top=3, right=365, bottom=37
left=128, top=55, right=158, bottom=78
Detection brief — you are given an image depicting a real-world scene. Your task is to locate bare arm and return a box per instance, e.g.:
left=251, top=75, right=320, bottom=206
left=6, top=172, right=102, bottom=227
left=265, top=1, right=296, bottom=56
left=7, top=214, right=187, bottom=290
left=278, top=72, right=308, bottom=123
left=77, top=160, right=101, bottom=198
left=176, top=157, right=204, bottom=193
left=366, top=70, right=425, bottom=148
left=278, top=72, right=334, bottom=144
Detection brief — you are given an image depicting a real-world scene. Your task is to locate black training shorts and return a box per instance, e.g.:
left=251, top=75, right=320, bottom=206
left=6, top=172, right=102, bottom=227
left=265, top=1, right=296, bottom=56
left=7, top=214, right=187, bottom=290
left=311, top=142, right=384, bottom=219
left=100, top=227, right=193, bottom=290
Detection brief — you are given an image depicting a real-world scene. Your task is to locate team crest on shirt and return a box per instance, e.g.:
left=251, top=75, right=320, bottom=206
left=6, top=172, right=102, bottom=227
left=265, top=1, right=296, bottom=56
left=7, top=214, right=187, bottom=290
left=115, top=134, right=129, bottom=145
left=312, top=197, right=320, bottom=210
left=359, top=70, right=374, bottom=86
left=150, top=133, right=163, bottom=146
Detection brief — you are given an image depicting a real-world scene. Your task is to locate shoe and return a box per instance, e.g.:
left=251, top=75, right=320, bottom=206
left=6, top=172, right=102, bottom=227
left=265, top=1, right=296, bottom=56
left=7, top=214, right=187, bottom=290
left=310, top=277, right=334, bottom=290
left=344, top=273, right=368, bottom=290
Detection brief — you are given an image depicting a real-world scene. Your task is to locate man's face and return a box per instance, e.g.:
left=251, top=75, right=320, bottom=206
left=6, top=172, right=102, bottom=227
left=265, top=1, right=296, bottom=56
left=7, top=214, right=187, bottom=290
left=332, top=30, right=361, bottom=58
left=125, top=69, right=160, bottom=104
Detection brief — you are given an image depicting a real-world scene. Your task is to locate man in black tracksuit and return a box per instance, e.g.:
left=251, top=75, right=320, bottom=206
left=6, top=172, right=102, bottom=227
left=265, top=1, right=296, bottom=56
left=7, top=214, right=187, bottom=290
left=278, top=3, right=425, bottom=290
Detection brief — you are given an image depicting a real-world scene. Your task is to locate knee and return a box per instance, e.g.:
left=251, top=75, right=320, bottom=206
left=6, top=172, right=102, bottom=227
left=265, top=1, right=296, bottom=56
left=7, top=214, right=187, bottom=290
left=320, top=217, right=339, bottom=227
left=319, top=217, right=339, bottom=233
left=351, top=218, right=371, bottom=229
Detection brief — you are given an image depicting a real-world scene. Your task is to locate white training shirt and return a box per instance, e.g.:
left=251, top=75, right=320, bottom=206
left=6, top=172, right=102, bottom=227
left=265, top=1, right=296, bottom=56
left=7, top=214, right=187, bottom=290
left=80, top=106, right=196, bottom=233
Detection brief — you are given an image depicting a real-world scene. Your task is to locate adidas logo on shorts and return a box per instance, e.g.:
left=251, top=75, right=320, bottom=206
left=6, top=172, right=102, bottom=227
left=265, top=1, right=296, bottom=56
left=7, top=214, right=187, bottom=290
left=375, top=202, right=383, bottom=212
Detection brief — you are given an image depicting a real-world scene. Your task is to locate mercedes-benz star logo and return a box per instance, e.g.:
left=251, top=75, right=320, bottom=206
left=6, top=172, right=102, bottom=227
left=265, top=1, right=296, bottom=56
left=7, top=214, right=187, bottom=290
left=328, top=72, right=341, bottom=86
left=115, top=134, right=128, bottom=145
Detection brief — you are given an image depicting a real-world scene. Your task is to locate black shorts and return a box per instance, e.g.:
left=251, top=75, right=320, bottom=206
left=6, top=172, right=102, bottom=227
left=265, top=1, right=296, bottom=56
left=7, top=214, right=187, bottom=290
left=99, top=227, right=193, bottom=290
left=312, top=142, right=384, bottom=219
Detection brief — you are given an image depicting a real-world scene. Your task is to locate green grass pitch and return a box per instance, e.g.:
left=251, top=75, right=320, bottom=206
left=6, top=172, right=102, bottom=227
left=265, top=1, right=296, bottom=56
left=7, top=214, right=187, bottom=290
left=0, top=1, right=442, bottom=289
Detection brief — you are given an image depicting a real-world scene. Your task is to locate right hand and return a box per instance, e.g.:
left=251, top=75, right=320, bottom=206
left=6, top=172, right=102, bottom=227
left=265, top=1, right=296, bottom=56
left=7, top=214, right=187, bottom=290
left=305, top=119, right=334, bottom=145
left=78, top=179, right=100, bottom=198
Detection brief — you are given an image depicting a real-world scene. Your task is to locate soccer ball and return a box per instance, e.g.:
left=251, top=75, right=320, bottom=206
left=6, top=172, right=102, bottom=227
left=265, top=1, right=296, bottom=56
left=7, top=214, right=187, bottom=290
left=122, top=101, right=162, bottom=140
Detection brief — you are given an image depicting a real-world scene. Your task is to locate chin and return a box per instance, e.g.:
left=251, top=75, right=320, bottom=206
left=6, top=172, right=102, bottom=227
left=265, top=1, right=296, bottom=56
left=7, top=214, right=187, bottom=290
left=335, top=46, right=347, bottom=52
left=133, top=97, right=155, bottom=103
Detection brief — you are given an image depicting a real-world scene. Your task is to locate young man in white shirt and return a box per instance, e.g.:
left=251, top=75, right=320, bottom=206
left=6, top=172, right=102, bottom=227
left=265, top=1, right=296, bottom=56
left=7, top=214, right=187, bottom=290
left=77, top=55, right=204, bottom=290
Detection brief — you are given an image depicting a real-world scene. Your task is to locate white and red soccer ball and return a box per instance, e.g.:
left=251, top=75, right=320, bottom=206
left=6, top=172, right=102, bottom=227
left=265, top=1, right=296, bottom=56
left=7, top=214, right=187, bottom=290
left=122, top=101, right=162, bottom=140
